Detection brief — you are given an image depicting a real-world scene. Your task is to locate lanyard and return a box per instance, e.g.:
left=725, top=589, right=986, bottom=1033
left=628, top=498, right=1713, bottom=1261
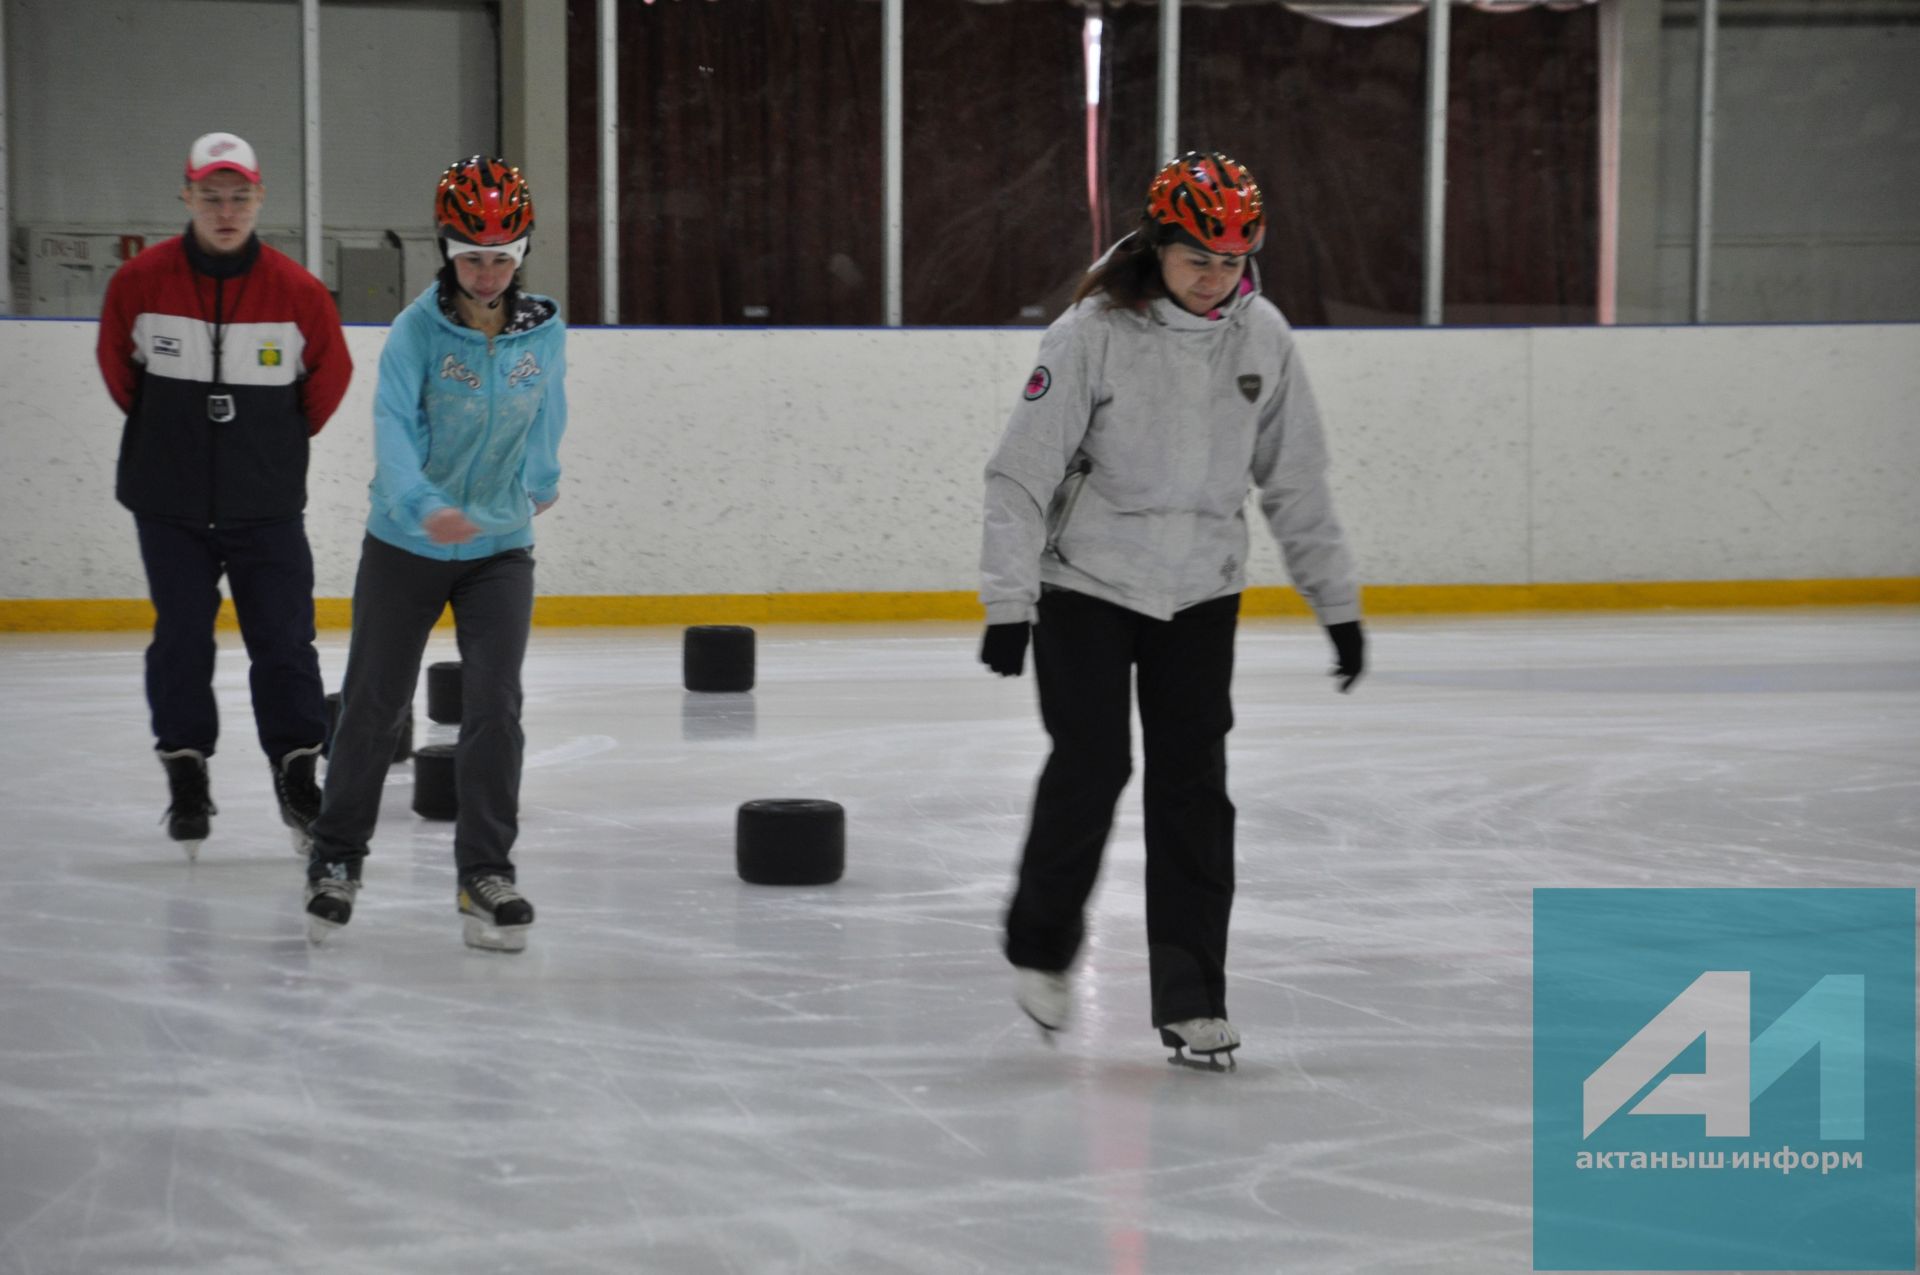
left=206, top=272, right=248, bottom=423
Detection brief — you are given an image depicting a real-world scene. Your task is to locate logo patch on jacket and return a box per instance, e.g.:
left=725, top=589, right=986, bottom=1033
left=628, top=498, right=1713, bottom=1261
left=440, top=354, right=482, bottom=389
left=153, top=336, right=182, bottom=357
left=1024, top=366, right=1051, bottom=401
left=1237, top=374, right=1262, bottom=403
left=257, top=342, right=281, bottom=367
left=507, top=351, right=543, bottom=388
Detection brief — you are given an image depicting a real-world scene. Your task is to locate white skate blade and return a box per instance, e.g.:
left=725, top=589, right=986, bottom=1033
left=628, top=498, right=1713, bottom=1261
left=306, top=913, right=346, bottom=945
left=177, top=838, right=203, bottom=862
left=462, top=915, right=528, bottom=953
left=286, top=825, right=313, bottom=856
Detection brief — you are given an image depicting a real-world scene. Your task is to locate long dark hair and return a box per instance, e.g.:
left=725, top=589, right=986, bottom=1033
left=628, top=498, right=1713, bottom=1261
left=1070, top=219, right=1167, bottom=310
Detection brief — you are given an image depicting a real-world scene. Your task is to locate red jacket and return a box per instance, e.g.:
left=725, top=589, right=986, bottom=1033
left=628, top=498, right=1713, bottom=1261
left=97, top=232, right=352, bottom=525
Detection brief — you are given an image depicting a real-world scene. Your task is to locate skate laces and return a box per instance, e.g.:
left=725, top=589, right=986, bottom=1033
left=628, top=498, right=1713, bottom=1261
left=311, top=861, right=359, bottom=898
left=467, top=876, right=523, bottom=909
left=158, top=752, right=214, bottom=819
left=277, top=744, right=323, bottom=806
left=309, top=876, right=358, bottom=901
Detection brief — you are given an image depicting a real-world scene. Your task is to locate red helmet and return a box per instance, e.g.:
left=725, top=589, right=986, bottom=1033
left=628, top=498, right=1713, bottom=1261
left=1145, top=151, right=1264, bottom=257
left=435, top=156, right=534, bottom=247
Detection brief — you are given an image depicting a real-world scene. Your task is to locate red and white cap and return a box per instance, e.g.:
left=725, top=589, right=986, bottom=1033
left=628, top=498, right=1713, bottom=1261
left=185, top=133, right=262, bottom=184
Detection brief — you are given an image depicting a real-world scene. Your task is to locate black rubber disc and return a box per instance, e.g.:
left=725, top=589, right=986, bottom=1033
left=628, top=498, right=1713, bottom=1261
left=412, top=743, right=458, bottom=820
left=685, top=625, right=755, bottom=693
left=736, top=798, right=843, bottom=886
left=425, top=661, right=463, bottom=725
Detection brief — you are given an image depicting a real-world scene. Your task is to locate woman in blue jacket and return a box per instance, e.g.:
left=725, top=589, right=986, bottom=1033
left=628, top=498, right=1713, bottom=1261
left=304, top=156, right=566, bottom=952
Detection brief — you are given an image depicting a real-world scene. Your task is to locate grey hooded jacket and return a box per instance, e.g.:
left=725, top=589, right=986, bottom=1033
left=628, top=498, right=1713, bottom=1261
left=980, top=258, right=1360, bottom=627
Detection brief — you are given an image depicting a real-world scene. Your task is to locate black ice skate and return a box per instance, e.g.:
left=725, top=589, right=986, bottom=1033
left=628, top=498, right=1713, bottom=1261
left=458, top=875, right=533, bottom=953
left=1160, top=1018, right=1240, bottom=1072
left=305, top=860, right=360, bottom=944
left=272, top=744, right=324, bottom=855
left=157, top=747, right=216, bottom=861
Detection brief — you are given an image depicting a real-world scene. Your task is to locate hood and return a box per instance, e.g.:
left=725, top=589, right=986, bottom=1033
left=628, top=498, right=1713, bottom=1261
left=1081, top=232, right=1264, bottom=331
left=406, top=282, right=559, bottom=340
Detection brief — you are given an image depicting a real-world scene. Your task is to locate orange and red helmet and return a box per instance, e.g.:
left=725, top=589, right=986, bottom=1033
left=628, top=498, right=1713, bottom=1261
left=1145, top=151, right=1265, bottom=257
left=435, top=156, right=535, bottom=250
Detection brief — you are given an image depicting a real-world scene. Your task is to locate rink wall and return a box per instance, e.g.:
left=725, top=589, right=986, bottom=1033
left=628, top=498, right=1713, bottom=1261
left=2, top=319, right=1916, bottom=628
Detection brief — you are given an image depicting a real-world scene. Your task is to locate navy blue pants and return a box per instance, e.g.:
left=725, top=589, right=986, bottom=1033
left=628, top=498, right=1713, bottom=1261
left=1004, top=588, right=1240, bottom=1028
left=134, top=513, right=328, bottom=763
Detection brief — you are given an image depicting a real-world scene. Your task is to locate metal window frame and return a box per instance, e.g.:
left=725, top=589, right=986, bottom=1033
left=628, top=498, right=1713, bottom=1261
left=1692, top=0, right=1720, bottom=323
left=302, top=0, right=322, bottom=278
left=599, top=0, right=619, bottom=325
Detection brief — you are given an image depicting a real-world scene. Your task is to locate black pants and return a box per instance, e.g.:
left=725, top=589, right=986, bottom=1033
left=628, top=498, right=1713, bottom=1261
left=308, top=535, right=535, bottom=883
left=134, top=513, right=327, bottom=763
left=1004, top=589, right=1241, bottom=1027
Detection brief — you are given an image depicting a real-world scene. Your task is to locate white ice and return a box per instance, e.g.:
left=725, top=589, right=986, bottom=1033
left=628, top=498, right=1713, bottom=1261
left=0, top=610, right=1915, bottom=1274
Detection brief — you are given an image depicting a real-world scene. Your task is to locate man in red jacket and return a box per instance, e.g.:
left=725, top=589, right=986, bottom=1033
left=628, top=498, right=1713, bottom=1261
left=96, top=132, right=353, bottom=861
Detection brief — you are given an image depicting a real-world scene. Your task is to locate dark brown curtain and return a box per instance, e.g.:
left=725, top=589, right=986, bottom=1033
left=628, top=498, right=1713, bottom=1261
left=1447, top=5, right=1599, bottom=324
left=1106, top=3, right=1429, bottom=326
left=568, top=0, right=883, bottom=325
left=568, top=0, right=1596, bottom=328
left=565, top=0, right=601, bottom=325
left=1106, top=1, right=1596, bottom=326
left=903, top=1, right=1094, bottom=324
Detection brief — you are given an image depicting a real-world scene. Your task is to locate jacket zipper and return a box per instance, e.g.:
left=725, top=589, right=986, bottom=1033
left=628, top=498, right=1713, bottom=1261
left=1043, top=455, right=1093, bottom=565
left=208, top=274, right=224, bottom=527
left=454, top=331, right=499, bottom=556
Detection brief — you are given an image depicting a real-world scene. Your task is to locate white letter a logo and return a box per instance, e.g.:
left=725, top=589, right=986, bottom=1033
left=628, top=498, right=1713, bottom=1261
left=1583, top=971, right=1750, bottom=1138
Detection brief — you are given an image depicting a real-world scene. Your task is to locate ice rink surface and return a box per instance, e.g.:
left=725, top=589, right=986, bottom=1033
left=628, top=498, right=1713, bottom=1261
left=1, top=609, right=1915, bottom=1275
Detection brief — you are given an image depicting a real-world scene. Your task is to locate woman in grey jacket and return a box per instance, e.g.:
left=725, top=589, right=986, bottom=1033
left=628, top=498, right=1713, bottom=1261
left=979, top=152, right=1364, bottom=1069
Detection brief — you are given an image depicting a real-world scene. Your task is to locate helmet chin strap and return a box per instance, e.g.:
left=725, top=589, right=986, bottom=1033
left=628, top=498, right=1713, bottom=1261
left=450, top=282, right=503, bottom=310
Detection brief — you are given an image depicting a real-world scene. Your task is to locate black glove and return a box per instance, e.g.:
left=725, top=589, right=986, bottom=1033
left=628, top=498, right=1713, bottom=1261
left=1326, top=620, right=1365, bottom=693
left=980, top=622, right=1031, bottom=677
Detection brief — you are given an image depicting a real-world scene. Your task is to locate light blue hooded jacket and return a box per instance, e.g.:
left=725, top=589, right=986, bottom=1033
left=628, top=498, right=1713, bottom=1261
left=365, top=284, right=566, bottom=560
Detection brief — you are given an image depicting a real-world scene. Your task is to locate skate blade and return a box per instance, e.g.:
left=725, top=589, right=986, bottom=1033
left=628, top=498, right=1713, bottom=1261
left=1018, top=1004, right=1066, bottom=1036
left=1168, top=1046, right=1238, bottom=1073
left=1021, top=1012, right=1062, bottom=1046
left=286, top=826, right=313, bottom=856
left=306, top=913, right=346, bottom=945
left=462, top=915, right=529, bottom=953
left=177, top=838, right=204, bottom=862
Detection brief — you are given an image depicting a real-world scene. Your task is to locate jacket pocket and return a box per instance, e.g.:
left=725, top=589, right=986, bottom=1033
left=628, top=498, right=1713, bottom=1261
left=1042, top=454, right=1093, bottom=564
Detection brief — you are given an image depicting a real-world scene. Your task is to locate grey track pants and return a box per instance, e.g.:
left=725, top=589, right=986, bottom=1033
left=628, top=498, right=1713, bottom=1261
left=308, top=534, right=535, bottom=883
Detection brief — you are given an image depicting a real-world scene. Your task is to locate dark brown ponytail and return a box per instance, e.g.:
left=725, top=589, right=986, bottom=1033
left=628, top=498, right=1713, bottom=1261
left=1070, top=220, right=1167, bottom=311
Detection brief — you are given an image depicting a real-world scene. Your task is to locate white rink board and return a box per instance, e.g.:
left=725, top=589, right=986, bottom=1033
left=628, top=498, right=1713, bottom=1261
left=3, top=319, right=1916, bottom=601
